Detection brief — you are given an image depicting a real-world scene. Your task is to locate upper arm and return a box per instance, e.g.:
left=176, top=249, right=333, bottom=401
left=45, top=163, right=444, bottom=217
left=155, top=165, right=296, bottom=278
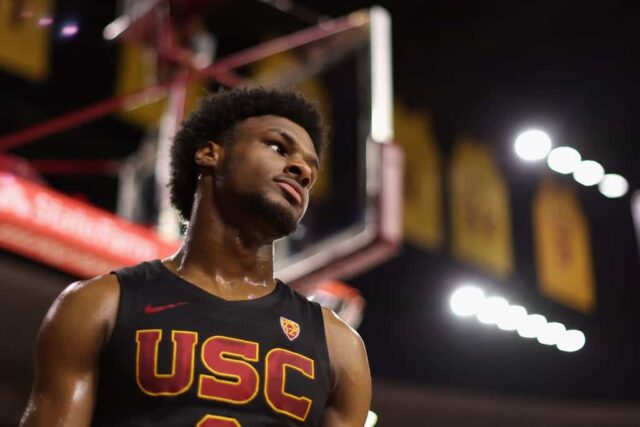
left=20, top=274, right=120, bottom=427
left=321, top=308, right=371, bottom=427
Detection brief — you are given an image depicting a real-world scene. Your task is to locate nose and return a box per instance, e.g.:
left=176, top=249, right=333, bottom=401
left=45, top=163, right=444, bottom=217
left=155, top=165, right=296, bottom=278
left=284, top=157, right=313, bottom=188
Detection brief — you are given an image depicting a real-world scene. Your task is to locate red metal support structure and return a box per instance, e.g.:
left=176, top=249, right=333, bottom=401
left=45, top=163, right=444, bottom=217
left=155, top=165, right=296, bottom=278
left=0, top=5, right=401, bottom=288
left=0, top=10, right=367, bottom=151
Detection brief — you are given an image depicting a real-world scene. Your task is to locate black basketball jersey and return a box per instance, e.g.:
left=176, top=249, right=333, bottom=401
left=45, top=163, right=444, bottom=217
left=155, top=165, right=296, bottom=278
left=92, top=260, right=333, bottom=427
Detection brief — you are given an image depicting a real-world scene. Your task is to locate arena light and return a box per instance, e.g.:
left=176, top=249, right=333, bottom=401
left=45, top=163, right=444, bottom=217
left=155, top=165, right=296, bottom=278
left=365, top=410, right=379, bottom=427
left=103, top=16, right=130, bottom=40
left=38, top=16, right=53, bottom=27
left=573, top=160, right=605, bottom=186
left=556, top=329, right=586, bottom=352
left=450, top=285, right=485, bottom=317
left=528, top=140, right=629, bottom=199
left=60, top=22, right=79, bottom=38
left=537, top=322, right=566, bottom=346
left=449, top=286, right=585, bottom=352
left=598, top=174, right=628, bottom=198
left=514, top=130, right=552, bottom=161
left=476, top=296, right=509, bottom=325
left=496, top=305, right=527, bottom=331
left=516, top=314, right=547, bottom=339
left=547, top=146, right=581, bottom=174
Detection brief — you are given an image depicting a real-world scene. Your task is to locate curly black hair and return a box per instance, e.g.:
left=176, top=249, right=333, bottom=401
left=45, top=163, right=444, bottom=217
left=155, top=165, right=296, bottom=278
left=169, top=87, right=326, bottom=221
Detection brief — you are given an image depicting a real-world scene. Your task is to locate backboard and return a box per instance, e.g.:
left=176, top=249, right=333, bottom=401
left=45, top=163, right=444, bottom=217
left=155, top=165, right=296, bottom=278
left=0, top=6, right=401, bottom=287
left=234, top=8, right=401, bottom=286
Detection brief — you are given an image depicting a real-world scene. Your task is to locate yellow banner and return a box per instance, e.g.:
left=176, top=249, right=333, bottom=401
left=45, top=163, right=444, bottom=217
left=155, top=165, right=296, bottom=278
left=395, top=101, right=443, bottom=250
left=533, top=180, right=596, bottom=312
left=115, top=44, right=204, bottom=128
left=450, top=137, right=513, bottom=277
left=0, top=0, right=53, bottom=81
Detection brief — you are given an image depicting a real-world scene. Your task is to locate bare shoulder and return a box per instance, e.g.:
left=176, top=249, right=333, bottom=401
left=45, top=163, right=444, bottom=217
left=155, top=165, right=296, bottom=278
left=56, top=273, right=120, bottom=302
left=320, top=307, right=371, bottom=427
left=20, top=274, right=121, bottom=426
left=43, top=273, right=121, bottom=349
left=35, top=273, right=121, bottom=378
left=51, top=274, right=119, bottom=319
left=321, top=306, right=365, bottom=349
left=320, top=307, right=369, bottom=384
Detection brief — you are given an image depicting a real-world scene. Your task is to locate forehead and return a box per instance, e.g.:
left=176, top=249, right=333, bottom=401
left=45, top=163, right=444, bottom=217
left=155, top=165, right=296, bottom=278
left=234, top=115, right=317, bottom=155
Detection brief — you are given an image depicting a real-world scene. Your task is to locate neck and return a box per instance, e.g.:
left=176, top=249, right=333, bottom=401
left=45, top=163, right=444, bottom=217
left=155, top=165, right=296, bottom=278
left=166, top=187, right=277, bottom=300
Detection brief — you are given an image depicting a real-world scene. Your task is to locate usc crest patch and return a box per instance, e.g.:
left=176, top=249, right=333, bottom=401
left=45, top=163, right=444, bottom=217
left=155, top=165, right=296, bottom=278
left=280, top=316, right=300, bottom=341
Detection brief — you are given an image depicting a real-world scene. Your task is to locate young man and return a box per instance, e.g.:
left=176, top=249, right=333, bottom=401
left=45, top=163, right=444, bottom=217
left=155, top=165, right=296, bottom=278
left=20, top=88, right=371, bottom=426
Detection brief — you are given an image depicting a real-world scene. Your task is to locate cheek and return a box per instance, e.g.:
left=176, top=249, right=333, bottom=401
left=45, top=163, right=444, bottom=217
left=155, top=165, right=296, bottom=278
left=222, top=154, right=274, bottom=192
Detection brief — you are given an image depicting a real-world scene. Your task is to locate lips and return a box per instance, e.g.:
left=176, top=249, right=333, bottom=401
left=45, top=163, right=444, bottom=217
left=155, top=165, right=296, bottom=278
left=275, top=180, right=302, bottom=205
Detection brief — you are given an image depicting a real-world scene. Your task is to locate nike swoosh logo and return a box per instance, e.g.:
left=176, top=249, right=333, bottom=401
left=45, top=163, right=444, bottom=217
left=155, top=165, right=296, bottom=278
left=144, top=302, right=190, bottom=314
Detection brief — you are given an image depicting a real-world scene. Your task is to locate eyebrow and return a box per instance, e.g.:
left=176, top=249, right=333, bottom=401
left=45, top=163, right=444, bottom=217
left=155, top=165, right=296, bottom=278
left=269, top=128, right=320, bottom=170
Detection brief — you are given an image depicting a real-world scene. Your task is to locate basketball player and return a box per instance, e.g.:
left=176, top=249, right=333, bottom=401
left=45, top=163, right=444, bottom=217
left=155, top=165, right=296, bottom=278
left=20, top=88, right=371, bottom=426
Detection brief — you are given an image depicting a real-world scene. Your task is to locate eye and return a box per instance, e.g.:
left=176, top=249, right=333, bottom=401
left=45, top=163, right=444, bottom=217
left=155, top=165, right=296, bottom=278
left=268, top=141, right=287, bottom=156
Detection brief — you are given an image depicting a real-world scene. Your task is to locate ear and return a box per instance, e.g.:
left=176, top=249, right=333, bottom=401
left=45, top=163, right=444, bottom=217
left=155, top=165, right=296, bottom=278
left=194, top=141, right=224, bottom=169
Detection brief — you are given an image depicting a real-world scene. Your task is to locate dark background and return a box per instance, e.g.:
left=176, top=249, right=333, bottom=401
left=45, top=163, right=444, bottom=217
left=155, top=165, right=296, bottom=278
left=303, top=0, right=640, bottom=401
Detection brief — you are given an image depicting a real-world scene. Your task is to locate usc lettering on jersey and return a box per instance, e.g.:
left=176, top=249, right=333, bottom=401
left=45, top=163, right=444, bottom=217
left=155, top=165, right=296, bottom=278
left=92, top=261, right=332, bottom=427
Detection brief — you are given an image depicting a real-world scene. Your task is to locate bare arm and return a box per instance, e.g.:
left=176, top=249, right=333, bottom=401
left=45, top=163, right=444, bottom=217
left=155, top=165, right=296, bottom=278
left=20, top=274, right=119, bottom=427
left=321, top=308, right=372, bottom=427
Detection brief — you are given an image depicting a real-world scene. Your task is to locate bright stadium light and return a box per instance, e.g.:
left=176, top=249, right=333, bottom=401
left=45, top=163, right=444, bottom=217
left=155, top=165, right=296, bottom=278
left=557, top=329, right=586, bottom=352
left=449, top=286, right=586, bottom=352
left=60, top=22, right=79, bottom=38
left=496, top=305, right=528, bottom=331
left=38, top=16, right=53, bottom=27
left=476, top=296, right=509, bottom=325
left=450, top=285, right=485, bottom=317
left=365, top=410, right=379, bottom=427
left=517, top=314, right=547, bottom=339
left=537, top=322, right=566, bottom=346
left=573, top=160, right=605, bottom=186
left=514, top=130, right=552, bottom=161
left=547, top=146, right=581, bottom=174
left=103, top=16, right=130, bottom=40
left=598, top=174, right=629, bottom=198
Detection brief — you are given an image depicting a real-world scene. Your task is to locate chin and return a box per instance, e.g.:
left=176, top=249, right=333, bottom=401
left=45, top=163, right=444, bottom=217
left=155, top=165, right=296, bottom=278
left=266, top=200, right=300, bottom=238
left=244, top=192, right=300, bottom=238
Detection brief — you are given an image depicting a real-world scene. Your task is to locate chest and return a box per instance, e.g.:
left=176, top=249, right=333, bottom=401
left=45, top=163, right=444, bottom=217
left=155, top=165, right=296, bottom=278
left=100, top=306, right=332, bottom=425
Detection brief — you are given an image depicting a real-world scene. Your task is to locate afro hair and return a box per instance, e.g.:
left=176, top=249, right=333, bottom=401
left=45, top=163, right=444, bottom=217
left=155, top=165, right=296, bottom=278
left=169, top=87, right=326, bottom=221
